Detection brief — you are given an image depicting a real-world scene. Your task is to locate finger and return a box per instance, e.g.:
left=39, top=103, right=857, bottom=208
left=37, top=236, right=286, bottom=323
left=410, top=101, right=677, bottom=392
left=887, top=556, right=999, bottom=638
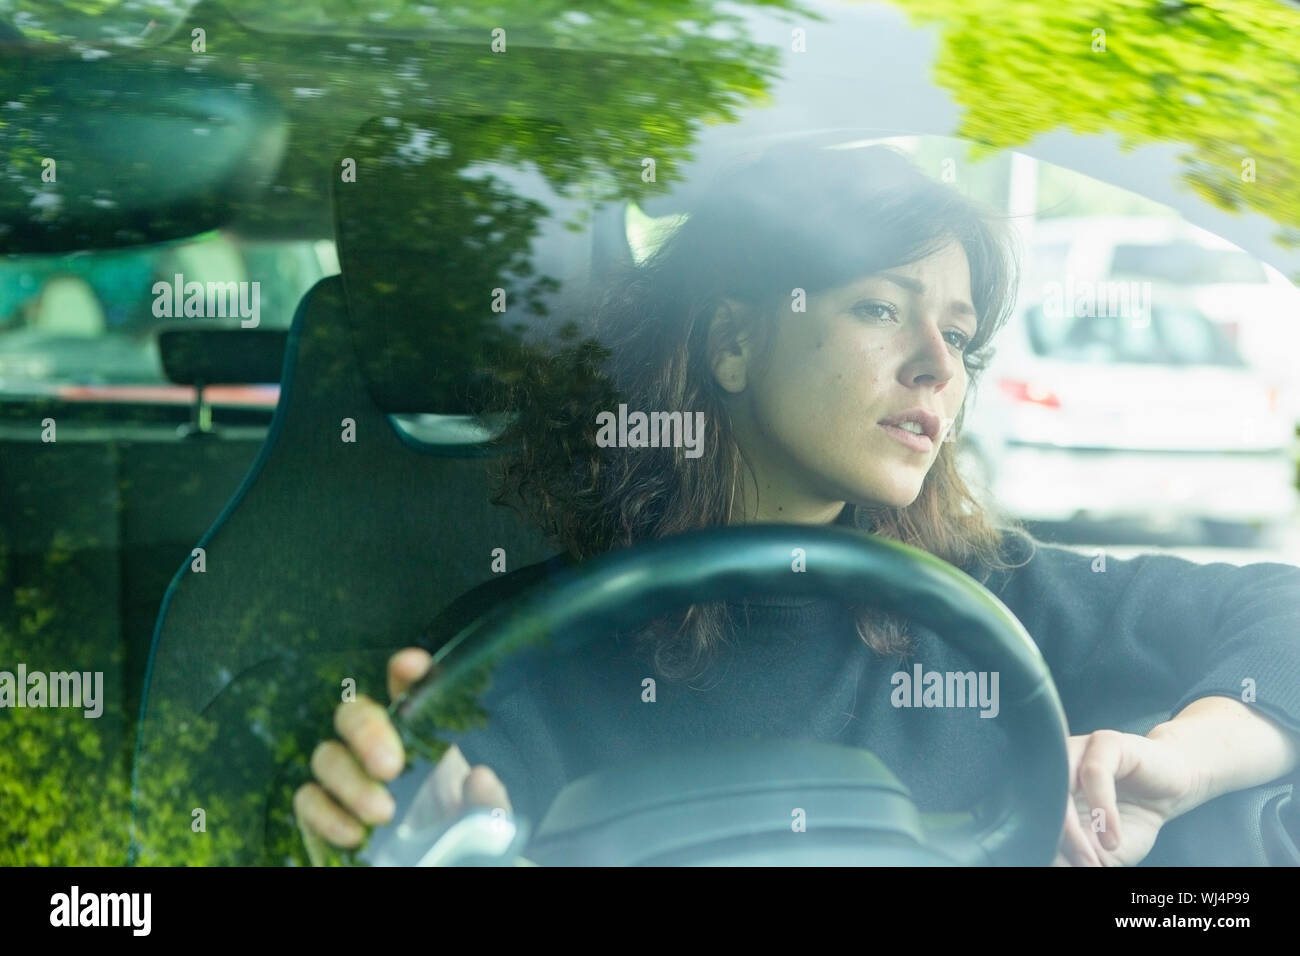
left=462, top=764, right=513, bottom=815
left=299, top=816, right=330, bottom=867
left=387, top=647, right=435, bottom=701
left=429, top=744, right=472, bottom=819
left=310, top=740, right=396, bottom=825
left=293, top=782, right=367, bottom=849
left=334, top=694, right=405, bottom=780
left=1058, top=735, right=1102, bottom=866
left=1059, top=791, right=1101, bottom=867
left=1077, top=731, right=1128, bottom=851
left=1065, top=734, right=1089, bottom=786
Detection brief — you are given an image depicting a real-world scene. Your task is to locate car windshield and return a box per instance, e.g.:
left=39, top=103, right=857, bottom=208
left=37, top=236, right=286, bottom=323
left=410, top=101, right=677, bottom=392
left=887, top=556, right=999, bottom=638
left=5, top=0, right=1300, bottom=874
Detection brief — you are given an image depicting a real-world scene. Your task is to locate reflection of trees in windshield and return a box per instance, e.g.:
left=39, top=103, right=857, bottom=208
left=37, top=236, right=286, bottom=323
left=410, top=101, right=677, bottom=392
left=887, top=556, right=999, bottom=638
left=7, top=0, right=1298, bottom=868
left=891, top=0, right=1300, bottom=264
left=223, top=0, right=807, bottom=52
left=134, top=653, right=394, bottom=866
left=0, top=0, right=194, bottom=47
left=0, top=0, right=805, bottom=240
left=119, top=1, right=808, bottom=866
left=0, top=496, right=132, bottom=864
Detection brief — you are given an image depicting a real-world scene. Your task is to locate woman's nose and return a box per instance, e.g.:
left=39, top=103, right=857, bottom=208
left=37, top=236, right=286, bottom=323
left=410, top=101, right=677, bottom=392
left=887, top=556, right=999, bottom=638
left=900, top=318, right=959, bottom=387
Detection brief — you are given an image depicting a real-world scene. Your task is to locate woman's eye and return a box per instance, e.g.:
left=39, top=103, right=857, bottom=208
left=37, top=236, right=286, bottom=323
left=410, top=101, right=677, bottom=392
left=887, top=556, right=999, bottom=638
left=852, top=300, right=972, bottom=352
left=944, top=329, right=973, bottom=352
left=852, top=301, right=898, bottom=321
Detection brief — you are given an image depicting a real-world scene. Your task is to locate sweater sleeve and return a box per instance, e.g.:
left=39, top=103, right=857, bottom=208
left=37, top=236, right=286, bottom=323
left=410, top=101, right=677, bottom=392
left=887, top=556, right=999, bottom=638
left=985, top=534, right=1300, bottom=740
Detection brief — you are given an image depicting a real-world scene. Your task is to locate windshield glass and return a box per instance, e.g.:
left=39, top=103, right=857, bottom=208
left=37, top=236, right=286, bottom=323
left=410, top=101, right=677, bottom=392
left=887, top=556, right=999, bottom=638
left=7, top=0, right=1300, bottom=872
left=128, top=127, right=1287, bottom=868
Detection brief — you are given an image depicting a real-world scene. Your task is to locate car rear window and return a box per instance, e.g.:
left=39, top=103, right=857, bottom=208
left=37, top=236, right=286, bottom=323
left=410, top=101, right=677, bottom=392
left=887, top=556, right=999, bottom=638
left=1026, top=303, right=1245, bottom=366
left=0, top=234, right=335, bottom=401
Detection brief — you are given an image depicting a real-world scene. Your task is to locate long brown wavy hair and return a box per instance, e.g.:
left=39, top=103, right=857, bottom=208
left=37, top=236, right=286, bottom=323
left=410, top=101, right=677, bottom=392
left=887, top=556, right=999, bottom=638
left=480, top=143, right=1033, bottom=680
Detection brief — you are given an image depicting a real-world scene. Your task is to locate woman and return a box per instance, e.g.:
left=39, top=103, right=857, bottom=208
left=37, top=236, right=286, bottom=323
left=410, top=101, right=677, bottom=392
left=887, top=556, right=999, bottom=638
left=295, top=144, right=1300, bottom=866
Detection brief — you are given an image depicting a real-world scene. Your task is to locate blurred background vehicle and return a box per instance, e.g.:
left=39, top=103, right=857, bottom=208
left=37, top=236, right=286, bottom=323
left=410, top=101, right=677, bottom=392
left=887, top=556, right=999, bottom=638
left=962, top=288, right=1295, bottom=547
left=0, top=233, right=334, bottom=403
left=1025, top=216, right=1300, bottom=424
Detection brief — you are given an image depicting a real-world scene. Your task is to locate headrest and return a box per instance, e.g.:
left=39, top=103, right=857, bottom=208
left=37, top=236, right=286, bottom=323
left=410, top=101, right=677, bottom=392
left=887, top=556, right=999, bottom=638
left=332, top=114, right=595, bottom=414
left=32, top=275, right=104, bottom=336
left=159, top=327, right=286, bottom=385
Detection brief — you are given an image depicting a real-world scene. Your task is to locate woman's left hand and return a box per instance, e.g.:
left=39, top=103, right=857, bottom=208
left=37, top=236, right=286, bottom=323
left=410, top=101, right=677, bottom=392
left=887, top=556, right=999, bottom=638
left=1052, top=729, right=1202, bottom=867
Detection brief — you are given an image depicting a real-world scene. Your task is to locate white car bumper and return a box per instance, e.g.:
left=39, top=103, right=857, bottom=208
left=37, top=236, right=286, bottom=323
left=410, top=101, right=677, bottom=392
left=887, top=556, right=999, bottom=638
left=991, top=444, right=1297, bottom=524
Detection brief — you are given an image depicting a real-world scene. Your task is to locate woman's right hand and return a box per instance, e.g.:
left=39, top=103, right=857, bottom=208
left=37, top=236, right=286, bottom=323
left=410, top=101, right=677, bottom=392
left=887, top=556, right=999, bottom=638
left=293, top=646, right=512, bottom=863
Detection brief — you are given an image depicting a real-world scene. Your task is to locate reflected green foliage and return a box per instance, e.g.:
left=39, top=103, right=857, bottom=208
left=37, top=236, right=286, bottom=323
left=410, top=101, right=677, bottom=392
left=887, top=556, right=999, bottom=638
left=0, top=0, right=810, bottom=865
left=0, top=438, right=263, bottom=864
left=891, top=0, right=1300, bottom=260
left=133, top=653, right=392, bottom=866
left=3, top=0, right=806, bottom=244
left=0, top=59, right=287, bottom=253
left=335, top=113, right=568, bottom=414
left=0, top=708, right=129, bottom=865
left=4, top=0, right=195, bottom=47
left=14, top=0, right=1299, bottom=868
left=132, top=644, right=534, bottom=866
left=225, top=0, right=805, bottom=52
left=0, top=449, right=128, bottom=864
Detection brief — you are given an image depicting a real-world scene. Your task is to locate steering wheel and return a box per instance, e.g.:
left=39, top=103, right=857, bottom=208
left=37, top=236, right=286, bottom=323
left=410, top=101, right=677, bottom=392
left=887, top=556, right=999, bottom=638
left=375, top=524, right=1071, bottom=866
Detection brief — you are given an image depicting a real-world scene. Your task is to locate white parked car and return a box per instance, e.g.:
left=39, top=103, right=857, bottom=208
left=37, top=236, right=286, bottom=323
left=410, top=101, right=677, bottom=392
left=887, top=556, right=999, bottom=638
left=1025, top=216, right=1300, bottom=423
left=961, top=289, right=1296, bottom=545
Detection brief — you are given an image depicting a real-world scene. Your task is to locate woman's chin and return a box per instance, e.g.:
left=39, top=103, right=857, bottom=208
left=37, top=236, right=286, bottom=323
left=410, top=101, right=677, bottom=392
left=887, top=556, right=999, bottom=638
left=848, top=482, right=924, bottom=512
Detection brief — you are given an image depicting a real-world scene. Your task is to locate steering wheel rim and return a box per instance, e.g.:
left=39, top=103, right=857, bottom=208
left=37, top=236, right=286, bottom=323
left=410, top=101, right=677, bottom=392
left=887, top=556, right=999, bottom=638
left=387, top=524, right=1070, bottom=865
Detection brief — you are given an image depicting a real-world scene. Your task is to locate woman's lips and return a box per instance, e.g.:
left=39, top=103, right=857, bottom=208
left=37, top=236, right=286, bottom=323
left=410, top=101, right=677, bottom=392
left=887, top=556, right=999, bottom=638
left=879, top=422, right=934, bottom=453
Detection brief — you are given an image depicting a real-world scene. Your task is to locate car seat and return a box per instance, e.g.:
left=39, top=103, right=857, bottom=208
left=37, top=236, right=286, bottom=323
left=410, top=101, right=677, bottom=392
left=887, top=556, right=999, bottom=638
left=129, top=269, right=562, bottom=863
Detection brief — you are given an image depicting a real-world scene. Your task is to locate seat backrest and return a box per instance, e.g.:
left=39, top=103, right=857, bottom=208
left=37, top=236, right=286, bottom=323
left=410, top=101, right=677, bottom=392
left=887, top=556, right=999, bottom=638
left=32, top=274, right=105, bottom=336
left=131, top=275, right=554, bottom=864
left=140, top=273, right=554, bottom=719
left=133, top=109, right=599, bottom=863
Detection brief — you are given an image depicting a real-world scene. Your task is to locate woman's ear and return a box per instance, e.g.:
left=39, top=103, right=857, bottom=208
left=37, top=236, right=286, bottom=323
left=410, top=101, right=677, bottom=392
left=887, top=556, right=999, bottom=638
left=707, top=298, right=754, bottom=395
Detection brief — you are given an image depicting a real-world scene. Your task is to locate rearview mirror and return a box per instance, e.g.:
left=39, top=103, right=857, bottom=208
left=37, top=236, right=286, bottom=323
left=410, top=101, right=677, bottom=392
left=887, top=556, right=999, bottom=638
left=0, top=59, right=286, bottom=253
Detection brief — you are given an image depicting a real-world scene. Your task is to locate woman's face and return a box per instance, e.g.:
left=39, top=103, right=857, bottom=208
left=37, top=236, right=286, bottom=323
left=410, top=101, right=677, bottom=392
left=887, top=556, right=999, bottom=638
left=711, top=238, right=978, bottom=522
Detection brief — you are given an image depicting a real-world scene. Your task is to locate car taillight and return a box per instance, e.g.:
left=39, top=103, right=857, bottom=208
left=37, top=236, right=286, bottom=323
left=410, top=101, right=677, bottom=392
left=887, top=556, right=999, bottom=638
left=998, top=378, right=1060, bottom=408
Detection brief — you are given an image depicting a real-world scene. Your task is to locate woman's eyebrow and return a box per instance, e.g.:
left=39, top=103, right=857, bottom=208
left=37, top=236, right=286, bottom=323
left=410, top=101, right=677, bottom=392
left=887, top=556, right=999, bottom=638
left=873, top=272, right=977, bottom=319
